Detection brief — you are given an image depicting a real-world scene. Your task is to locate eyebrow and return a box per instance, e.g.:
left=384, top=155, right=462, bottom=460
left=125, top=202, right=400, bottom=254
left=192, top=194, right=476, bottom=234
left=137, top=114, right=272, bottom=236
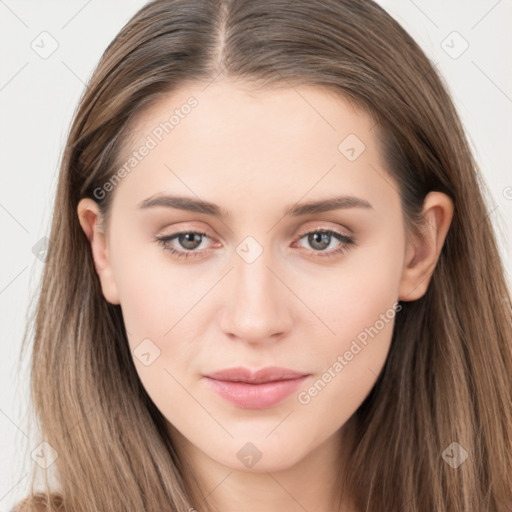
left=137, top=194, right=373, bottom=218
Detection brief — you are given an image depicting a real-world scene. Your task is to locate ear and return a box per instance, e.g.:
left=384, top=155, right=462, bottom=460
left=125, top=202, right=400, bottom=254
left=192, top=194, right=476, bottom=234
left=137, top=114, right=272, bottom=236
left=399, top=191, right=454, bottom=302
left=77, top=198, right=120, bottom=305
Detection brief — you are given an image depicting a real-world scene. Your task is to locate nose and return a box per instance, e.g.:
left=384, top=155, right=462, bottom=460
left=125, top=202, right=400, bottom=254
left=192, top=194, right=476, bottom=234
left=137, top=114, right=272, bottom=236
left=218, top=244, right=294, bottom=345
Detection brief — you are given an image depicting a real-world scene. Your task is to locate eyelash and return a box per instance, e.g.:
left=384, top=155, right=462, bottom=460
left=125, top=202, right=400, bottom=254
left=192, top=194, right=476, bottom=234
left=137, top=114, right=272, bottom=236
left=154, top=228, right=355, bottom=261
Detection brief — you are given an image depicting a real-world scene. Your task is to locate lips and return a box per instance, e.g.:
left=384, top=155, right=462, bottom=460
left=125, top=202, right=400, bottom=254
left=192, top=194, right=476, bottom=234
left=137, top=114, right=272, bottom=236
left=203, top=366, right=310, bottom=409
left=204, top=366, right=309, bottom=384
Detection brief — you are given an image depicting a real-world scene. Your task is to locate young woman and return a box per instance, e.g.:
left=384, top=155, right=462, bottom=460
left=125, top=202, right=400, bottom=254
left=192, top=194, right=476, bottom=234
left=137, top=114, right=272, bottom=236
left=14, top=0, right=512, bottom=511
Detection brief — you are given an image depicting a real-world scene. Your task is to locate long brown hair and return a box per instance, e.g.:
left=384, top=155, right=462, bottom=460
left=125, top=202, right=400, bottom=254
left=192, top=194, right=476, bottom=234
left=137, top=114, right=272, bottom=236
left=14, top=0, right=512, bottom=511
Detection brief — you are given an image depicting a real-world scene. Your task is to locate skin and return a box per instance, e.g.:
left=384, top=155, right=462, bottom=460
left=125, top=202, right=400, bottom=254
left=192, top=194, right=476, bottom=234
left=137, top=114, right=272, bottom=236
left=78, top=79, right=453, bottom=512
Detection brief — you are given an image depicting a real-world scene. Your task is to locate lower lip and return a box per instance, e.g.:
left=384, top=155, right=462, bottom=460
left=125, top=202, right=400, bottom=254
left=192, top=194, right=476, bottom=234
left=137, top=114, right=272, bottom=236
left=204, top=376, right=309, bottom=409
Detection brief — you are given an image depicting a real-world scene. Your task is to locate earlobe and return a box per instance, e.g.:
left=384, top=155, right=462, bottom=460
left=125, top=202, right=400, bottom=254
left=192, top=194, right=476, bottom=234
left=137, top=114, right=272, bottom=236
left=399, top=191, right=454, bottom=302
left=77, top=198, right=121, bottom=305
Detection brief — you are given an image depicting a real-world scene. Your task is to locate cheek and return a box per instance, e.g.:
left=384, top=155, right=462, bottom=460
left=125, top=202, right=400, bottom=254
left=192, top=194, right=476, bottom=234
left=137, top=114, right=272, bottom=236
left=311, top=229, right=403, bottom=340
left=294, top=234, right=404, bottom=414
left=109, top=224, right=200, bottom=336
left=108, top=231, right=211, bottom=403
left=110, top=250, right=201, bottom=416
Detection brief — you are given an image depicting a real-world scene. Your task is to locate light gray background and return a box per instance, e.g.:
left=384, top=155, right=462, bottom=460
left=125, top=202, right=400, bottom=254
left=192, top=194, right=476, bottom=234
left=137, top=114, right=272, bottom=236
left=1, top=1, right=511, bottom=510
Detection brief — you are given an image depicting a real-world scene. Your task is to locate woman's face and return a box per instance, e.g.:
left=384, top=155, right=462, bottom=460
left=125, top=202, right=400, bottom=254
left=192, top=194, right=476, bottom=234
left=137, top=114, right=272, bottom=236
left=78, top=79, right=444, bottom=475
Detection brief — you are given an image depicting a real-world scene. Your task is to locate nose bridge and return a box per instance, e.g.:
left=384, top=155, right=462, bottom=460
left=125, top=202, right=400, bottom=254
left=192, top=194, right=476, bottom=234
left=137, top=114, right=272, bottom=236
left=219, top=234, right=292, bottom=343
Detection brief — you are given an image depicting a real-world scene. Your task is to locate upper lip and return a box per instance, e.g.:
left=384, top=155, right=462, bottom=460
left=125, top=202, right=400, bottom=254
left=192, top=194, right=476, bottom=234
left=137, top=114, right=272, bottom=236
left=204, top=366, right=309, bottom=384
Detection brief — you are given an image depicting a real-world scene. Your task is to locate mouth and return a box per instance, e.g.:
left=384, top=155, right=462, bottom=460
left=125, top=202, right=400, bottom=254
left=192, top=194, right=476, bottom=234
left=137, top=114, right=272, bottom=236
left=202, top=366, right=310, bottom=409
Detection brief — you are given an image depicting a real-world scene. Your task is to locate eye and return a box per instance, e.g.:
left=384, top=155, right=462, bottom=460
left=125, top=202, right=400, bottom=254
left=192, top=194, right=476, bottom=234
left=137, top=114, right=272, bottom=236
left=292, top=229, right=355, bottom=258
left=154, top=227, right=355, bottom=260
left=154, top=230, right=215, bottom=260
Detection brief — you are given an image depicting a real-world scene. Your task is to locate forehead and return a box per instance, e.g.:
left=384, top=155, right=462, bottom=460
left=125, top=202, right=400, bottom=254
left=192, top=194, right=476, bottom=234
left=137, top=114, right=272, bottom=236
left=130, top=78, right=374, bottom=148
left=109, top=79, right=396, bottom=216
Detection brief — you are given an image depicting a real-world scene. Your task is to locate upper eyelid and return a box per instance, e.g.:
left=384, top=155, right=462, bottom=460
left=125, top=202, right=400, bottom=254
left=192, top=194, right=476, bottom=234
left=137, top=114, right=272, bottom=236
left=158, top=220, right=352, bottom=239
left=295, top=226, right=352, bottom=239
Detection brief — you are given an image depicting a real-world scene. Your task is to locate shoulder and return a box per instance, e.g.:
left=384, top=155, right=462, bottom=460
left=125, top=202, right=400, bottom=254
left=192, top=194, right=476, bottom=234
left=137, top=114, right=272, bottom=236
left=11, top=493, right=65, bottom=512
